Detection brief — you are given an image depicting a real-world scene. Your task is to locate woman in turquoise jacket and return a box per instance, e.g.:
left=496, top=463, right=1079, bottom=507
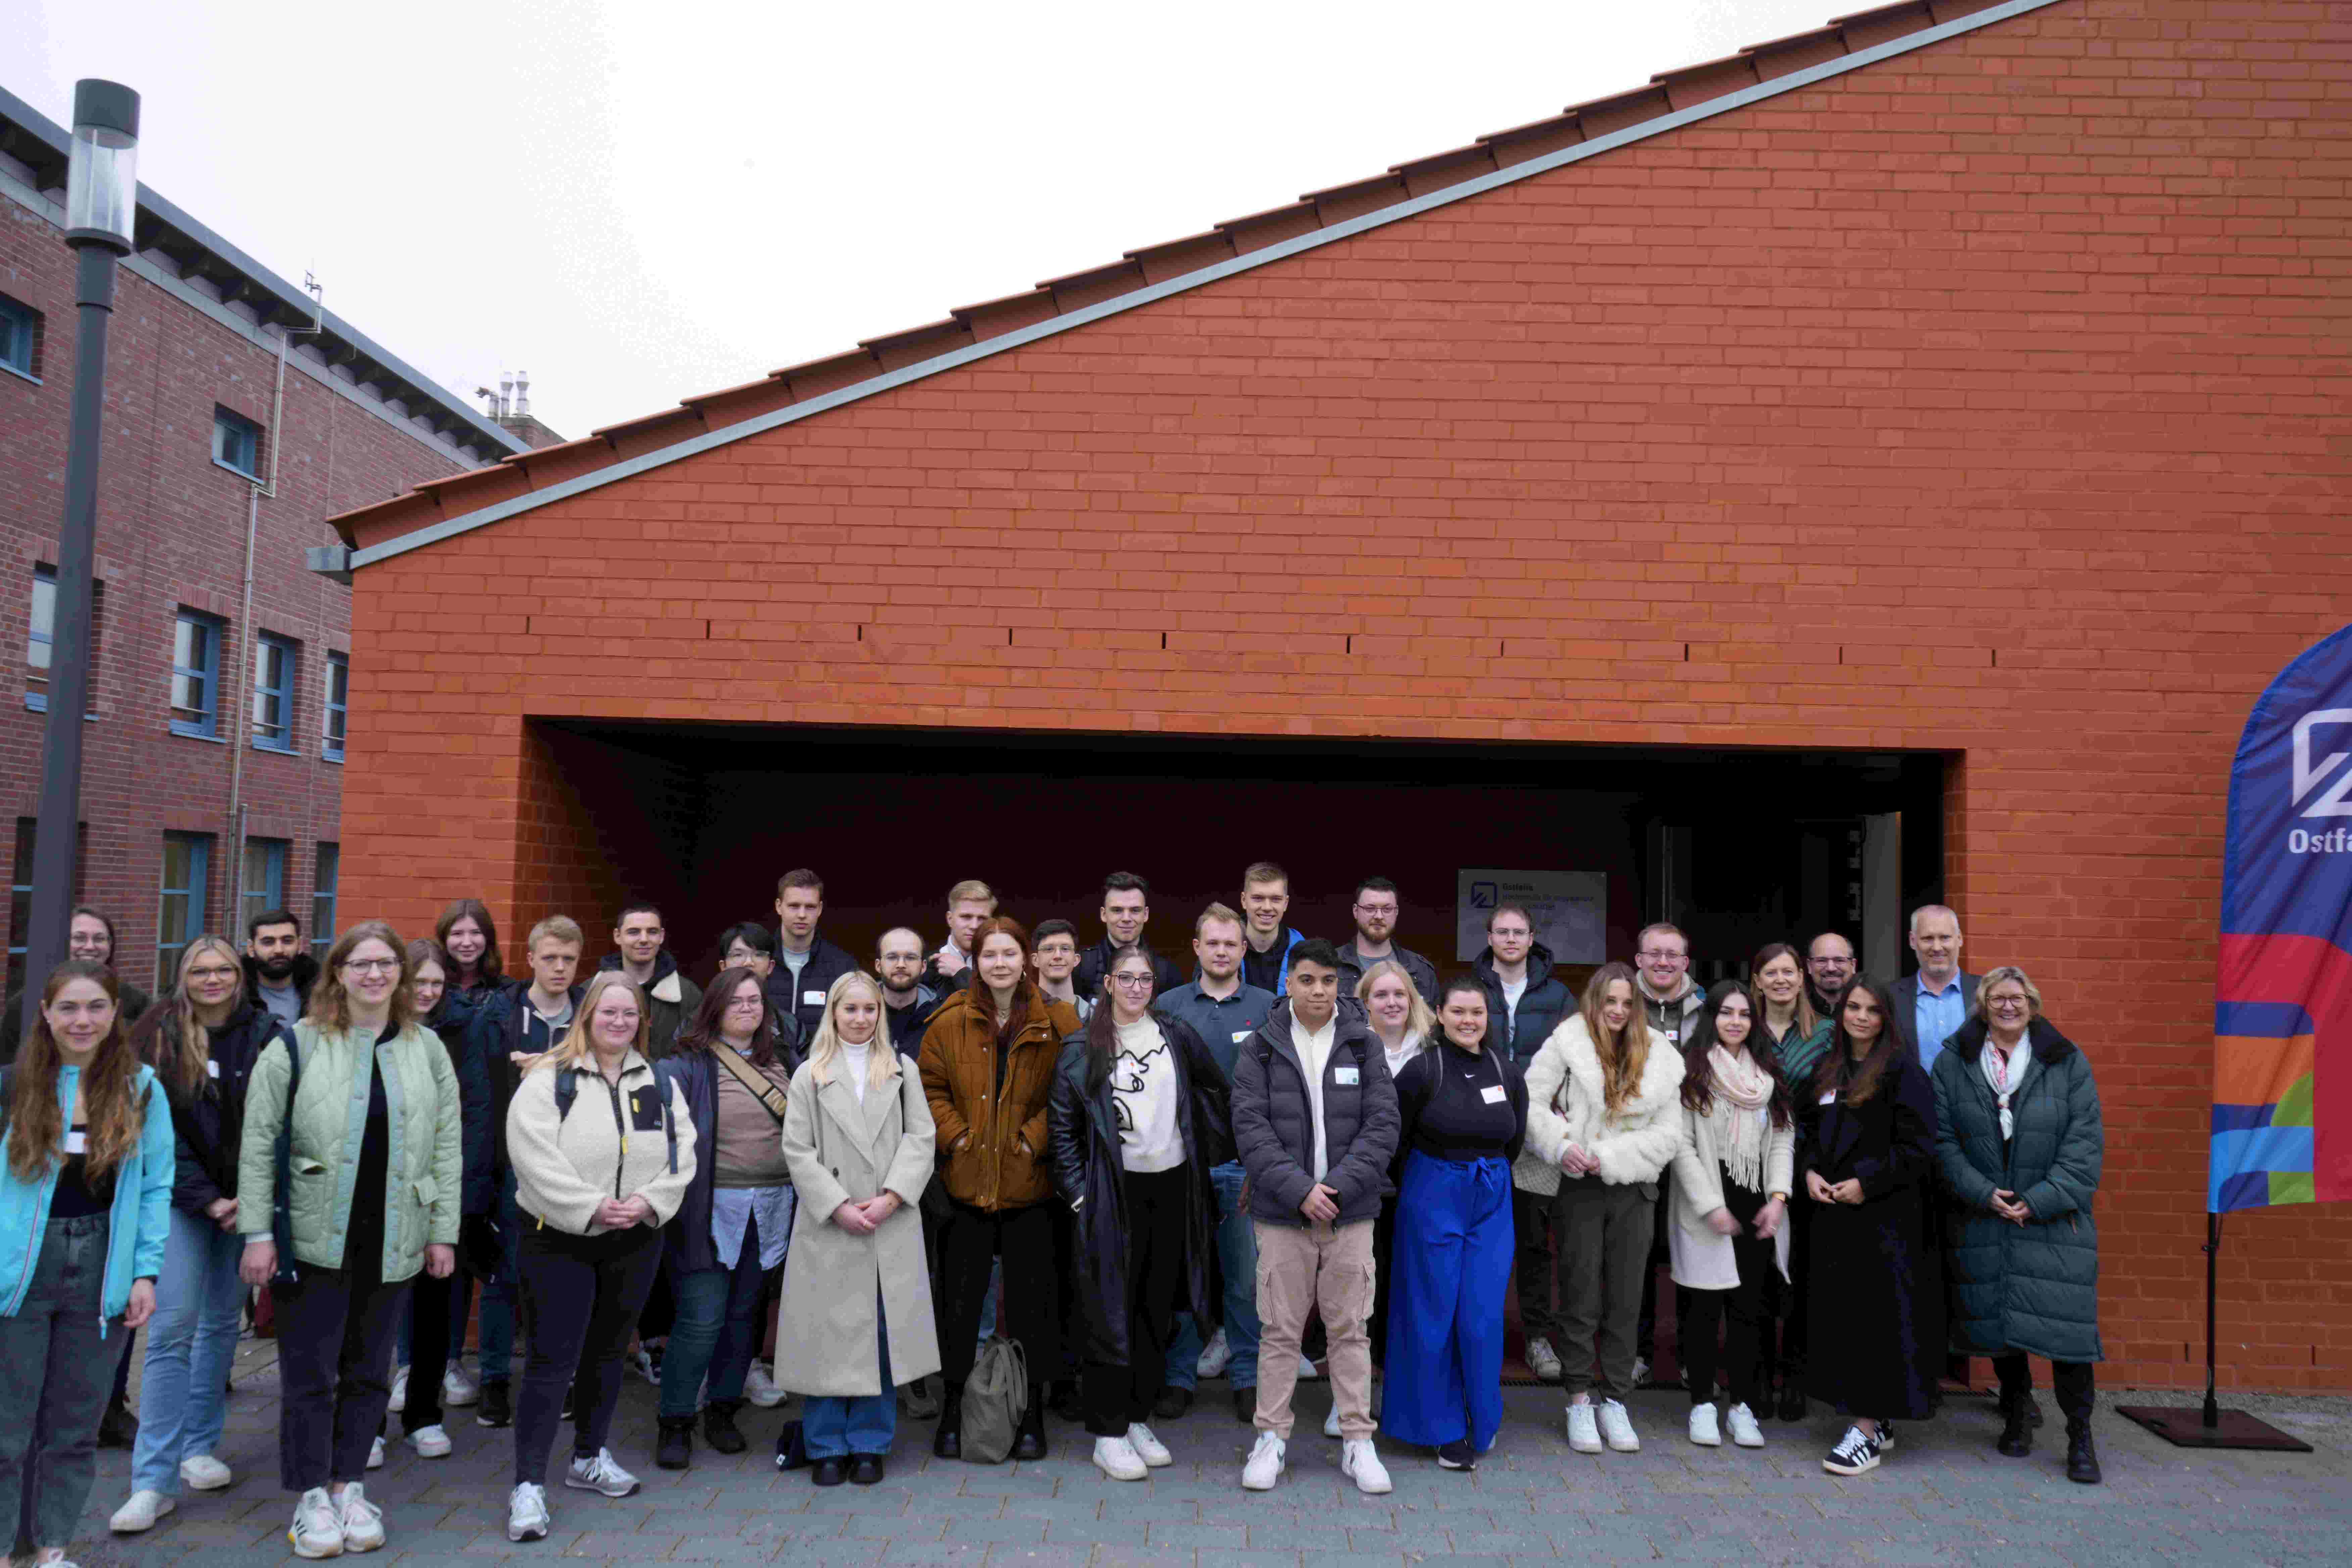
left=0, top=959, right=174, bottom=1568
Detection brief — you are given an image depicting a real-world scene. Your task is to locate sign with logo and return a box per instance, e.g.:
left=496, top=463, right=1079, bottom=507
left=2212, top=626, right=2352, bottom=1212
left=1456, top=869, right=1606, bottom=965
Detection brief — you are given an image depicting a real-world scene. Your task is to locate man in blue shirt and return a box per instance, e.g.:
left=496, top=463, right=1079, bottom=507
left=1155, top=903, right=1278, bottom=1422
left=1891, top=904, right=1979, bottom=1072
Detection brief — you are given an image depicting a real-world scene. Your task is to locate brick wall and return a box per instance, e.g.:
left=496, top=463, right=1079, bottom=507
left=338, top=0, right=2352, bottom=1388
left=0, top=192, right=474, bottom=990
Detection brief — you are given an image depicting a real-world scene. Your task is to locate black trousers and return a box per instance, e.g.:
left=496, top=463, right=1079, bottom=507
left=513, top=1224, right=663, bottom=1486
left=1677, top=1180, right=1774, bottom=1408
left=1773, top=1198, right=1812, bottom=1387
left=936, top=1200, right=1062, bottom=1387
left=1081, top=1169, right=1186, bottom=1436
left=402, top=1271, right=470, bottom=1434
left=1995, top=1353, right=2094, bottom=1427
left=1368, top=1197, right=1399, bottom=1372
left=272, top=1261, right=412, bottom=1491
left=1635, top=1175, right=1672, bottom=1366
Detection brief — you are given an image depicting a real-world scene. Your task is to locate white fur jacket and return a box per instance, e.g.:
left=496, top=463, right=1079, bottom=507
left=1512, top=1013, right=1687, bottom=1196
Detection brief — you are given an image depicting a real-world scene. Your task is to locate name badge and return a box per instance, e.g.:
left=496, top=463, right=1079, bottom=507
left=64, top=1129, right=86, bottom=1154
left=1819, top=1090, right=1836, bottom=1106
left=1480, top=1084, right=1507, bottom=1105
left=206, top=1059, right=222, bottom=1079
left=802, top=989, right=826, bottom=1006
left=1334, top=1066, right=1360, bottom=1086
left=1232, top=1031, right=1252, bottom=1044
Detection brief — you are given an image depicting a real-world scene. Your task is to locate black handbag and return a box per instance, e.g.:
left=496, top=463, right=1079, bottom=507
left=267, top=1031, right=304, bottom=1287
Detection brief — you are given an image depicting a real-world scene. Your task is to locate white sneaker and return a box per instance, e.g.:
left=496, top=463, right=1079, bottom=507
left=365, top=1436, right=384, bottom=1470
left=1727, top=1403, right=1765, bottom=1448
left=1688, top=1403, right=1722, bottom=1447
left=506, top=1481, right=550, bottom=1543
left=1125, top=1423, right=1172, bottom=1467
left=1323, top=1405, right=1341, bottom=1439
left=1525, top=1336, right=1564, bottom=1382
left=386, top=1366, right=407, bottom=1415
left=335, top=1483, right=385, bottom=1553
left=1197, top=1326, right=1231, bottom=1380
left=406, top=1424, right=452, bottom=1459
left=743, top=1361, right=787, bottom=1408
left=1092, top=1435, right=1148, bottom=1481
left=1599, top=1398, right=1640, bottom=1453
left=1340, top=1437, right=1392, bottom=1495
left=1566, top=1401, right=1603, bottom=1454
left=1631, top=1355, right=1652, bottom=1387
left=1295, top=1354, right=1322, bottom=1379
left=288, top=1488, right=343, bottom=1558
left=179, top=1454, right=234, bottom=1491
left=1240, top=1431, right=1286, bottom=1491
left=565, top=1448, right=640, bottom=1498
left=109, top=1490, right=175, bottom=1533
left=442, top=1365, right=480, bottom=1407
left=628, top=1345, right=658, bottom=1385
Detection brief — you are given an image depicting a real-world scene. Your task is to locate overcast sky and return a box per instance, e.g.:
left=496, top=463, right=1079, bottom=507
left=14, top=0, right=1833, bottom=443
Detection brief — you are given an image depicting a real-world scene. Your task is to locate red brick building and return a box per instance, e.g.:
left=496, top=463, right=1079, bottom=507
left=320, top=0, right=2351, bottom=1390
left=0, top=84, right=531, bottom=994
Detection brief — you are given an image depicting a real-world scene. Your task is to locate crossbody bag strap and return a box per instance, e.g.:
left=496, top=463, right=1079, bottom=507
left=710, top=1043, right=791, bottom=1125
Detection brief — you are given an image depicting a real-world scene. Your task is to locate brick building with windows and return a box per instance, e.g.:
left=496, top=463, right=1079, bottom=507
left=319, top=0, right=2348, bottom=1389
left=0, top=83, right=538, bottom=993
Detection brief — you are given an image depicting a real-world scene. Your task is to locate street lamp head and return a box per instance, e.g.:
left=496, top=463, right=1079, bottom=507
left=65, top=79, right=140, bottom=253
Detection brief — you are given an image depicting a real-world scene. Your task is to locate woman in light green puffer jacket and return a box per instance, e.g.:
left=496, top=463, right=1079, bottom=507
left=236, top=921, right=462, bottom=1560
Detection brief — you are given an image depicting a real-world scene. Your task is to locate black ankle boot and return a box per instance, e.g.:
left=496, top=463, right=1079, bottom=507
left=656, top=1414, right=694, bottom=1470
left=2065, top=1423, right=2102, bottom=1484
left=703, top=1398, right=747, bottom=1455
left=1011, top=1384, right=1048, bottom=1461
left=1997, top=1397, right=2034, bottom=1458
left=932, top=1385, right=963, bottom=1460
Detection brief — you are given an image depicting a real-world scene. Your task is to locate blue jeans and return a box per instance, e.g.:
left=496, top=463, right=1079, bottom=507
left=802, top=1296, right=894, bottom=1460
left=0, top=1217, right=115, bottom=1551
left=660, top=1197, right=790, bottom=1418
left=1211, top=1161, right=1258, bottom=1389
left=131, top=1208, right=247, bottom=1493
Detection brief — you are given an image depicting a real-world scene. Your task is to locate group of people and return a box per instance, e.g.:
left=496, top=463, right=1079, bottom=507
left=0, top=868, right=2106, bottom=1564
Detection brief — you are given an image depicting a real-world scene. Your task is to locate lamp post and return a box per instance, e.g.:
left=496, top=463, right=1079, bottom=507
left=19, top=81, right=139, bottom=1038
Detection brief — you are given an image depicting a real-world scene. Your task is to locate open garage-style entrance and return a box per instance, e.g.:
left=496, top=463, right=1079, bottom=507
left=525, top=720, right=1946, bottom=983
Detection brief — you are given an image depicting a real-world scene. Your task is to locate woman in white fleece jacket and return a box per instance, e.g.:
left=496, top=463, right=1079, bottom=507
left=1516, top=961, right=1684, bottom=1458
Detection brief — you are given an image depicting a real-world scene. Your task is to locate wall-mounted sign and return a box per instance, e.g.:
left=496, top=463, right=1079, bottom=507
left=1456, top=869, right=1606, bottom=964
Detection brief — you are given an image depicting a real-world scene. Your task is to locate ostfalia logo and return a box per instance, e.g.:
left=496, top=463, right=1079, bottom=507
left=2291, top=708, right=2352, bottom=819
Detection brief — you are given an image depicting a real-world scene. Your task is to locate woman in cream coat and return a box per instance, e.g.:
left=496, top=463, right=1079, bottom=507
left=774, top=972, right=939, bottom=1486
left=1667, top=982, right=1794, bottom=1451
left=1517, top=961, right=1684, bottom=1458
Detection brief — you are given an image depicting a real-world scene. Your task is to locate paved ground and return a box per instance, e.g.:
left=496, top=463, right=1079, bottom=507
left=65, top=1342, right=2352, bottom=1567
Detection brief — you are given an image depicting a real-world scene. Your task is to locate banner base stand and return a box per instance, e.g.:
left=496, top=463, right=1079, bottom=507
left=2115, top=1405, right=2311, bottom=1452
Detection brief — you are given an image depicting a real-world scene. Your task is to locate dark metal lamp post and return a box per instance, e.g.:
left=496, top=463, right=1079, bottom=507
left=19, top=80, right=139, bottom=1037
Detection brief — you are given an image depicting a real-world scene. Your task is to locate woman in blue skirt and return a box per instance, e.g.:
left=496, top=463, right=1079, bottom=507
left=1381, top=976, right=1527, bottom=1471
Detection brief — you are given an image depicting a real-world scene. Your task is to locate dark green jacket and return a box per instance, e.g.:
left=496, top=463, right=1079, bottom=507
left=1931, top=1015, right=2103, bottom=1364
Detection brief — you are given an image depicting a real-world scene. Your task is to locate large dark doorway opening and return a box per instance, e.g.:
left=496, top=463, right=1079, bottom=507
left=534, top=721, right=1946, bottom=988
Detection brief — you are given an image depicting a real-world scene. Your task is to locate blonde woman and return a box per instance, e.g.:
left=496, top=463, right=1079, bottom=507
left=236, top=923, right=462, bottom=1558
left=501, top=973, right=695, bottom=1541
left=1356, top=960, right=1431, bottom=1392
left=774, top=972, right=939, bottom=1486
left=1518, top=960, right=1684, bottom=1457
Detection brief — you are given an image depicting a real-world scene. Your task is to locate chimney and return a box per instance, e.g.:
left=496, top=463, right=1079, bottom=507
left=491, top=369, right=564, bottom=450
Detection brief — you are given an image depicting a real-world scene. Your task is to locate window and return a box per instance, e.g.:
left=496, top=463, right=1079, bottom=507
left=7, top=822, right=32, bottom=998
left=0, top=295, right=35, bottom=380
left=27, top=565, right=104, bottom=715
left=241, top=837, right=288, bottom=936
left=251, top=633, right=297, bottom=752
left=311, top=843, right=339, bottom=960
left=158, top=832, right=212, bottom=990
left=171, top=609, right=224, bottom=738
left=323, top=652, right=348, bottom=761
left=212, top=407, right=261, bottom=479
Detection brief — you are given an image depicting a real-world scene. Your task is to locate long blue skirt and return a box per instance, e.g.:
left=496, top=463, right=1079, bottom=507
left=1381, top=1150, right=1513, bottom=1451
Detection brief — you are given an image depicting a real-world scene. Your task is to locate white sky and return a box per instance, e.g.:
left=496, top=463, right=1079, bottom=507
left=13, top=0, right=1833, bottom=443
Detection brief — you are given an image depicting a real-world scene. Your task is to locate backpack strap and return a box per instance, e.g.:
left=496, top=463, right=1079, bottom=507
left=554, top=1065, right=578, bottom=1122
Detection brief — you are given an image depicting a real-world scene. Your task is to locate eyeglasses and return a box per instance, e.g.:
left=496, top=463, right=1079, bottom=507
left=1637, top=949, right=1688, bottom=962
left=1111, top=974, right=1156, bottom=990
left=187, top=966, right=240, bottom=982
left=726, top=996, right=764, bottom=1010
left=343, top=959, right=401, bottom=975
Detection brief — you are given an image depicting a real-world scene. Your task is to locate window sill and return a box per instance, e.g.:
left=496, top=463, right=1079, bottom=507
left=321, top=751, right=345, bottom=765
left=0, top=361, right=37, bottom=387
left=170, top=724, right=225, bottom=744
left=212, top=458, right=260, bottom=483
left=250, top=739, right=299, bottom=756
left=23, top=696, right=98, bottom=718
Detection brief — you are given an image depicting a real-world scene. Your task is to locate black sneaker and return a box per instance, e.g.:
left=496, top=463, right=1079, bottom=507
left=1822, top=1424, right=1884, bottom=1476
left=476, top=1379, right=512, bottom=1429
left=1436, top=1439, right=1476, bottom=1471
left=1154, top=1385, right=1193, bottom=1420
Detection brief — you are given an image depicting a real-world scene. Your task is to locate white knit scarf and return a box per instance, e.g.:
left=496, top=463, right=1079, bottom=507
left=1707, top=1045, right=1774, bottom=1193
left=1981, top=1033, right=2035, bottom=1140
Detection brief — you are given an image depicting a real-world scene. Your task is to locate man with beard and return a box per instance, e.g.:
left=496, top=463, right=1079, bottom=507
left=1806, top=930, right=1857, bottom=1019
left=1334, top=877, right=1437, bottom=1006
left=243, top=908, right=318, bottom=1027
left=877, top=926, right=943, bottom=1058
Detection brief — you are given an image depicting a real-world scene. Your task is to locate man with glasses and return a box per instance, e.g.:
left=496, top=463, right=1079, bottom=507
left=877, top=927, right=944, bottom=1058
left=1334, top=878, right=1437, bottom=1006
left=1806, top=930, right=1857, bottom=1019
left=1632, top=923, right=1703, bottom=1388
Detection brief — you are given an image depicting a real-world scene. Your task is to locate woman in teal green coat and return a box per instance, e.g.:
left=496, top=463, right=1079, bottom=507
left=1930, top=965, right=2103, bottom=1485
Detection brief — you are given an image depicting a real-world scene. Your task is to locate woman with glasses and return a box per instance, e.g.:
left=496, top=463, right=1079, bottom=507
left=1048, top=945, right=1231, bottom=1480
left=236, top=923, right=463, bottom=1558
left=650, top=967, right=796, bottom=1469
left=1931, top=967, right=2104, bottom=1484
left=112, top=938, right=290, bottom=1532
